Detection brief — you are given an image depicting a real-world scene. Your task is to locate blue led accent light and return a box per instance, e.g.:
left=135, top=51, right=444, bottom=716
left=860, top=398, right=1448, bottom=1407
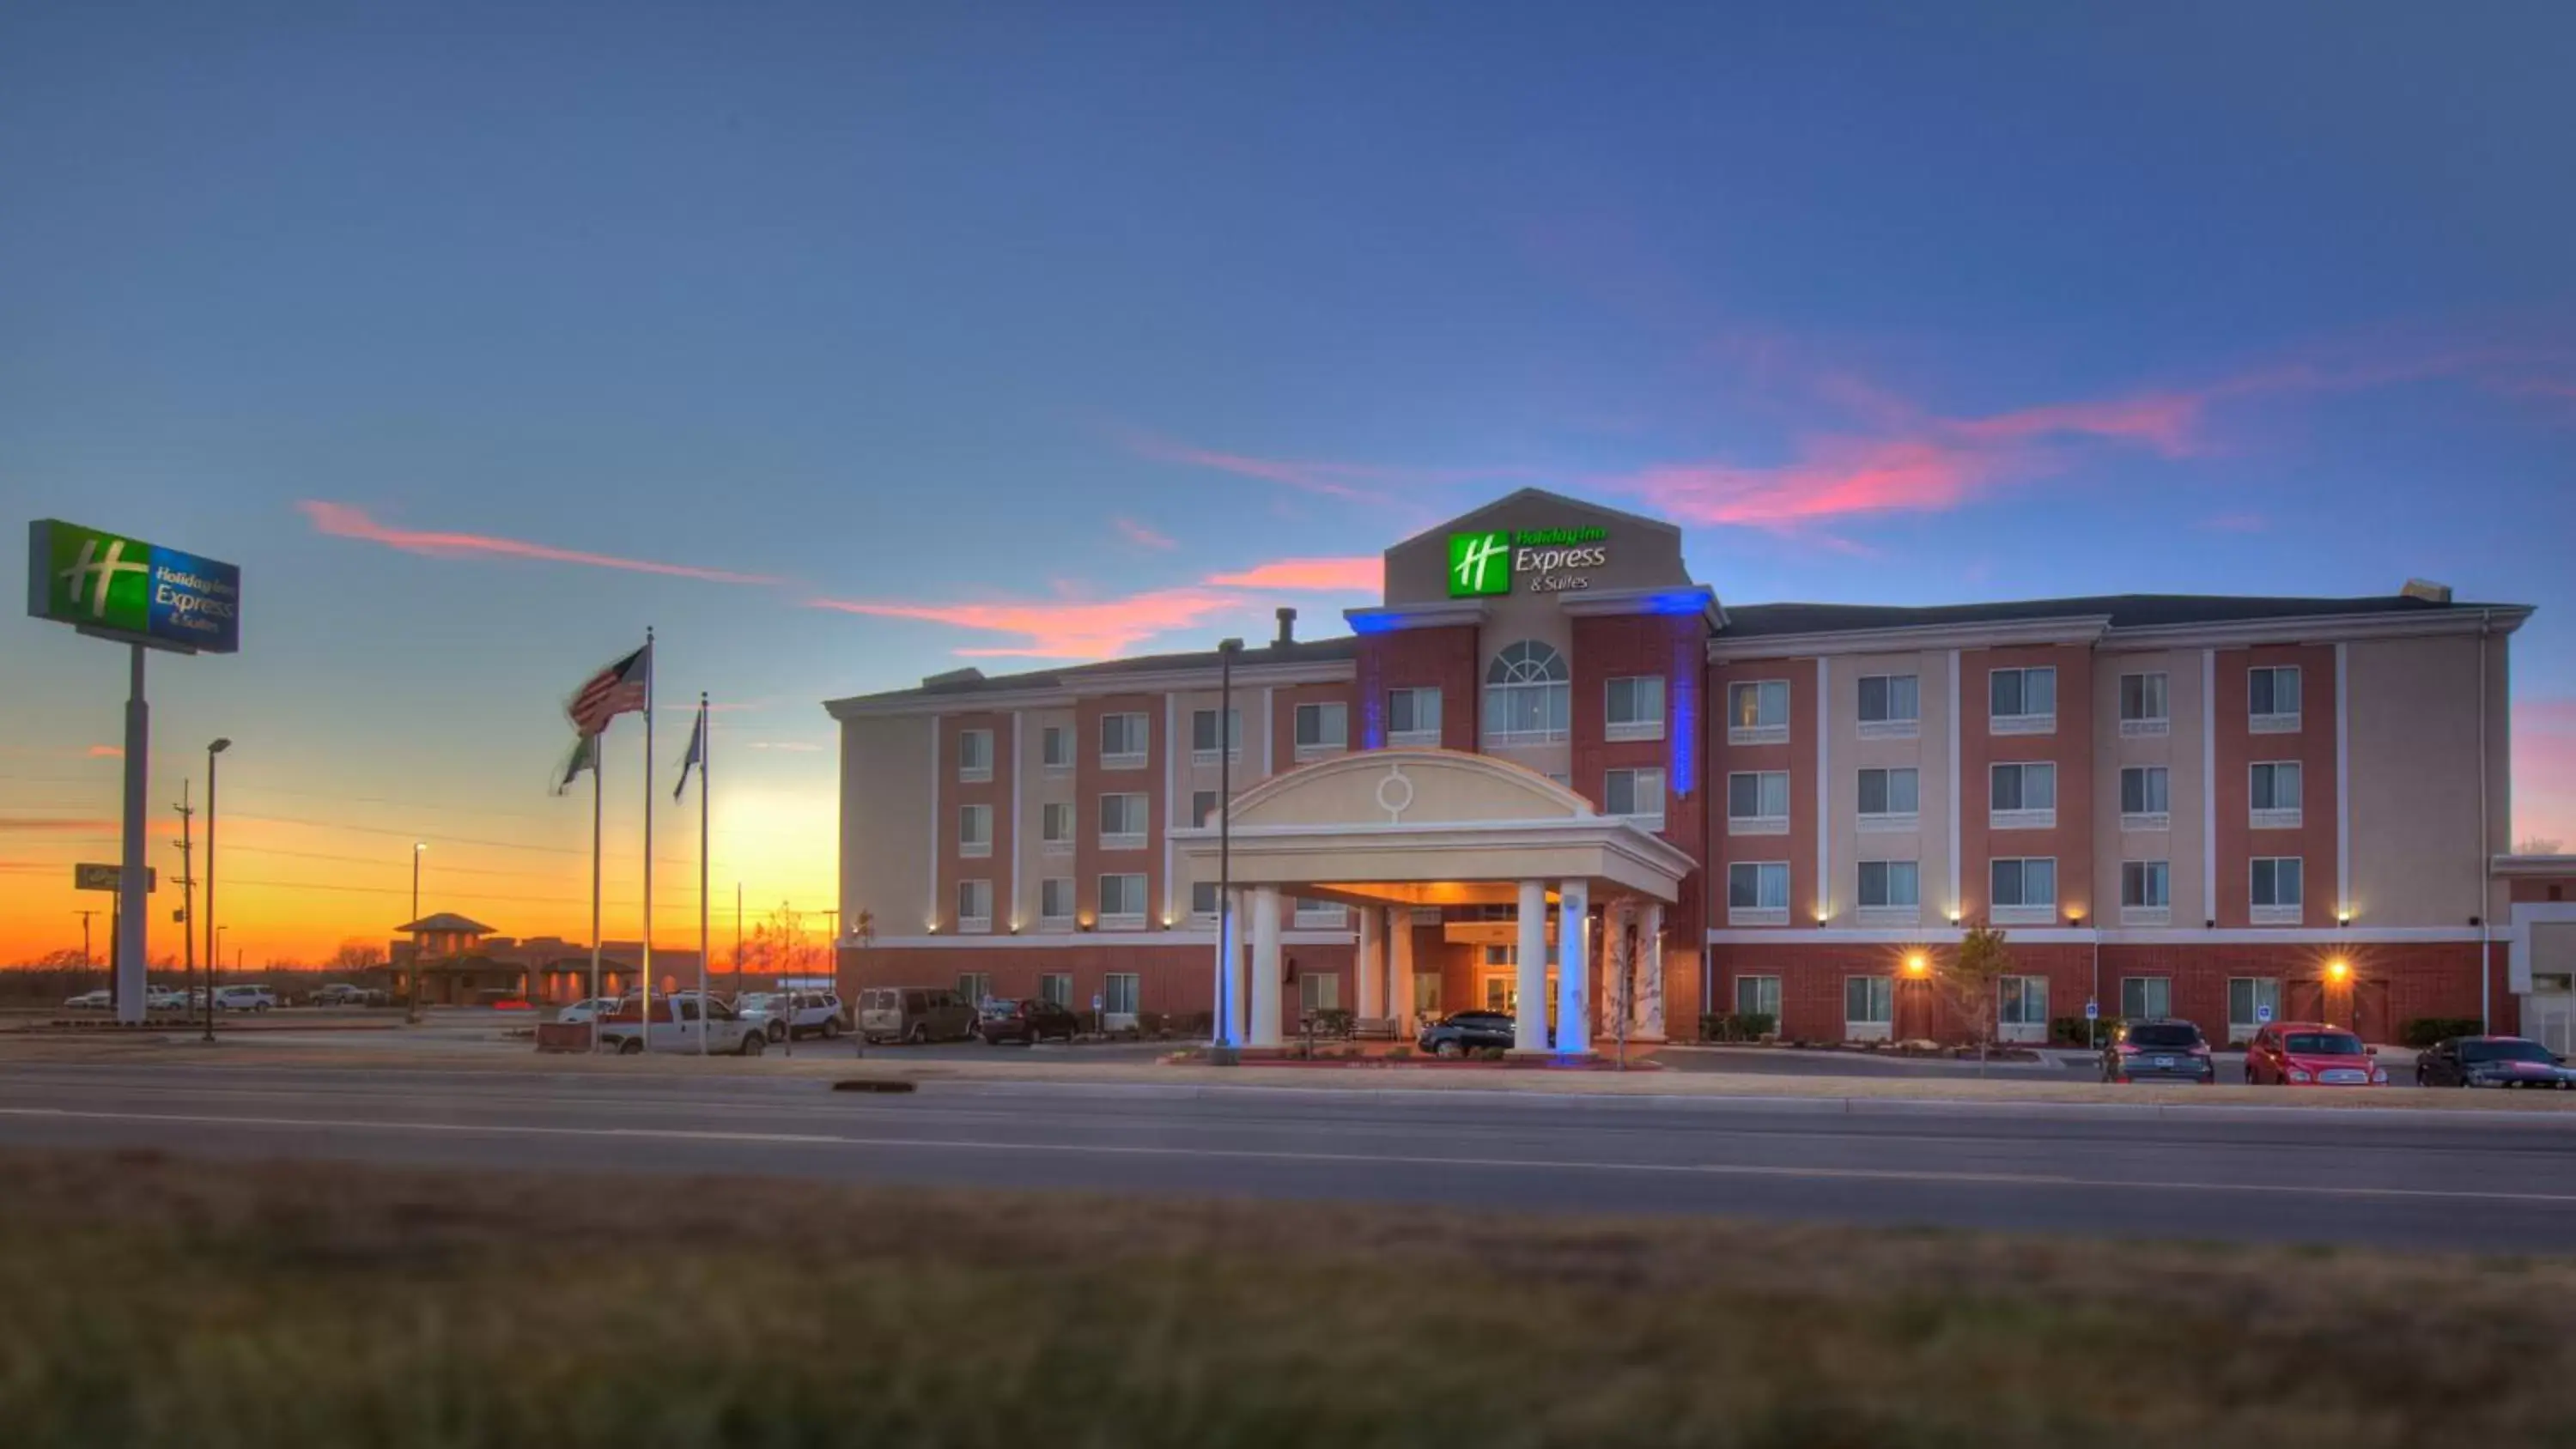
left=1347, top=611, right=1412, bottom=634
left=1669, top=658, right=1698, bottom=798
left=1637, top=590, right=1709, bottom=616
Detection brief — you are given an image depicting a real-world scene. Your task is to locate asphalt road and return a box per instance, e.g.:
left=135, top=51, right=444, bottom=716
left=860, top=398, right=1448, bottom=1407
left=0, top=1060, right=2563, bottom=1252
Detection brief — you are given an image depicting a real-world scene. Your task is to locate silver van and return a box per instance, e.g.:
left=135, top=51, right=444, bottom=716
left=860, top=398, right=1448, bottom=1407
left=857, top=986, right=976, bottom=1045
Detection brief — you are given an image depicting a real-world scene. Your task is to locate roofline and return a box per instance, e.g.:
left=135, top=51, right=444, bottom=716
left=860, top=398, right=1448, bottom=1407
left=1384, top=487, right=1683, bottom=555
left=1712, top=615, right=2111, bottom=660
left=1713, top=603, right=2531, bottom=660
left=826, top=656, right=1358, bottom=718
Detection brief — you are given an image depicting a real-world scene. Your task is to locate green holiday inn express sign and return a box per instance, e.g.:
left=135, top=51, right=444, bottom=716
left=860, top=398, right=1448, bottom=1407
left=1447, top=525, right=1610, bottom=598
left=26, top=519, right=241, bottom=653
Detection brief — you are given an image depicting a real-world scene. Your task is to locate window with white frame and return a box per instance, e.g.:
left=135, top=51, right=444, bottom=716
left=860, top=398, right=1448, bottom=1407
left=1605, top=676, right=1666, bottom=742
left=2119, top=672, right=2170, bottom=736
left=1990, top=666, right=2057, bottom=733
left=2227, top=977, right=2280, bottom=1036
left=1998, top=976, right=2050, bottom=1036
left=2120, top=766, right=2170, bottom=829
left=955, top=878, right=993, bottom=933
left=957, top=728, right=993, bottom=782
left=1039, top=973, right=1073, bottom=1009
left=1728, top=679, right=1790, bottom=744
left=957, top=803, right=993, bottom=858
left=1844, top=975, right=1894, bottom=1033
left=1856, top=859, right=1920, bottom=912
left=1190, top=880, right=1221, bottom=920
left=1293, top=701, right=1348, bottom=760
left=1098, top=792, right=1147, bottom=850
left=1728, top=770, right=1792, bottom=834
left=1041, top=802, right=1075, bottom=852
left=2121, top=976, right=2172, bottom=1020
left=2120, top=859, right=2171, bottom=925
left=1728, top=861, right=1791, bottom=924
left=1099, top=712, right=1149, bottom=768
left=2250, top=761, right=2303, bottom=828
left=957, top=971, right=992, bottom=1005
left=1042, top=724, right=1072, bottom=770
left=1484, top=641, right=1571, bottom=745
left=1857, top=767, right=1919, bottom=826
left=1990, top=761, right=2057, bottom=827
left=1103, top=973, right=1139, bottom=1017
left=1856, top=674, right=1920, bottom=737
left=1182, top=790, right=1214, bottom=828
left=1990, top=858, right=2057, bottom=922
left=1735, top=974, right=1782, bottom=1020
left=1387, top=687, right=1442, bottom=746
left=1097, top=873, right=1148, bottom=928
left=2249, top=665, right=2302, bottom=731
left=1190, top=708, right=1240, bottom=765
left=1605, top=767, right=1666, bottom=829
left=1299, top=971, right=1340, bottom=1014
left=1293, top=897, right=1348, bottom=927
left=2251, top=856, right=2303, bottom=924
left=1039, top=877, right=1075, bottom=929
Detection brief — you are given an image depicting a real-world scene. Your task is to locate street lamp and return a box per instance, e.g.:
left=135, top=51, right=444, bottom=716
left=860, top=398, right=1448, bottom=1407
left=204, top=738, right=229, bottom=1042
left=407, top=842, right=427, bottom=1023
left=1213, top=636, right=1243, bottom=1059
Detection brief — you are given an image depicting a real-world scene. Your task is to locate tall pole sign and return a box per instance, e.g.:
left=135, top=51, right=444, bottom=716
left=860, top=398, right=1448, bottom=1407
left=27, top=520, right=241, bottom=1026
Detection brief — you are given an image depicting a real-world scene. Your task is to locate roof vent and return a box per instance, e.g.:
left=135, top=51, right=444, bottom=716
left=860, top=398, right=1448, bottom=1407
left=921, top=666, right=986, bottom=688
left=1275, top=607, right=1297, bottom=646
left=2401, top=579, right=2454, bottom=604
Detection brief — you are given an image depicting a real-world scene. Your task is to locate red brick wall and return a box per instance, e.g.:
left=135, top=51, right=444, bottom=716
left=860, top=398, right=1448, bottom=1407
left=1710, top=658, right=1817, bottom=924
left=1271, top=680, right=1360, bottom=769
left=1074, top=693, right=1165, bottom=925
left=1570, top=615, right=1710, bottom=942
left=1959, top=643, right=2095, bottom=923
left=933, top=712, right=1014, bottom=932
left=1353, top=624, right=1480, bottom=750
left=2212, top=644, right=2339, bottom=927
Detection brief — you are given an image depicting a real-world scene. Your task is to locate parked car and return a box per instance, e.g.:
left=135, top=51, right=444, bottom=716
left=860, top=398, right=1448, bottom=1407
left=210, top=985, right=276, bottom=1013
left=739, top=991, right=848, bottom=1042
left=146, top=987, right=188, bottom=1011
left=856, top=986, right=977, bottom=1045
left=1418, top=1010, right=1517, bottom=1058
left=2245, top=1022, right=2385, bottom=1086
left=976, top=998, right=1081, bottom=1046
left=555, top=997, right=617, bottom=1025
left=593, top=992, right=769, bottom=1056
left=2099, top=1018, right=2215, bottom=1083
left=63, top=989, right=111, bottom=1012
left=2415, top=1035, right=2576, bottom=1089
left=308, top=983, right=371, bottom=1007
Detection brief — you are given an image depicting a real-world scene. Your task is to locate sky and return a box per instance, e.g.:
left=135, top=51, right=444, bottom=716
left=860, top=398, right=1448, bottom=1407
left=4, top=2, right=2574, bottom=966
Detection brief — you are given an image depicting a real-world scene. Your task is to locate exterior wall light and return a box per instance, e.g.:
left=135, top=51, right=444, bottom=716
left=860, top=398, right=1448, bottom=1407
left=1904, top=952, right=1929, bottom=977
left=1946, top=909, right=1962, bottom=925
left=2326, top=958, right=2351, bottom=982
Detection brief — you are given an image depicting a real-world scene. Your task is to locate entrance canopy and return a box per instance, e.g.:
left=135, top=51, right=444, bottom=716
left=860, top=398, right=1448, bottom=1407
left=1171, top=749, right=1694, bottom=906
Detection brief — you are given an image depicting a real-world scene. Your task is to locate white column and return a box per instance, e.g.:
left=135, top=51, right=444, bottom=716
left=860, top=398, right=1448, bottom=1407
left=1223, top=889, right=1249, bottom=1046
left=1515, top=880, right=1549, bottom=1052
left=1387, top=906, right=1416, bottom=1031
left=1638, top=901, right=1668, bottom=1040
left=1356, top=906, right=1385, bottom=1022
left=1249, top=885, right=1283, bottom=1047
left=1556, top=879, right=1590, bottom=1053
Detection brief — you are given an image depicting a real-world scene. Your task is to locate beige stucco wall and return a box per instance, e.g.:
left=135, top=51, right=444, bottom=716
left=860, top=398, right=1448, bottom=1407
left=841, top=713, right=935, bottom=938
left=2093, top=649, right=2206, bottom=926
left=2347, top=632, right=2510, bottom=925
left=1229, top=750, right=1583, bottom=828
left=1826, top=650, right=1950, bottom=927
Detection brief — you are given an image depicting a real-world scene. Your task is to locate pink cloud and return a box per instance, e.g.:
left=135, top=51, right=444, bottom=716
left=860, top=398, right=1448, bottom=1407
left=299, top=502, right=780, bottom=585
left=1202, top=557, right=1381, bottom=592
left=2517, top=699, right=2576, bottom=848
left=1113, top=427, right=1535, bottom=509
left=805, top=587, right=1249, bottom=660
left=85, top=745, right=123, bottom=759
left=1114, top=518, right=1179, bottom=551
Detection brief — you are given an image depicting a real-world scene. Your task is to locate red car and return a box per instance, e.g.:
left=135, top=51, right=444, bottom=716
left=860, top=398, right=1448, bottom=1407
left=2244, top=1022, right=2386, bottom=1087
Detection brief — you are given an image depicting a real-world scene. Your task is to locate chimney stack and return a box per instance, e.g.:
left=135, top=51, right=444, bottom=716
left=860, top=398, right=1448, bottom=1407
left=2401, top=579, right=2453, bottom=604
left=1274, top=607, right=1297, bottom=646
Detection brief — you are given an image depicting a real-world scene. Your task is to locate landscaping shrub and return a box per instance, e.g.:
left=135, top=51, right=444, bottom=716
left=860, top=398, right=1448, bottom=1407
left=2403, top=1016, right=2485, bottom=1048
left=2050, top=1016, right=2105, bottom=1046
left=1309, top=1008, right=1355, bottom=1039
left=1471, top=1045, right=1507, bottom=1062
left=1699, top=1012, right=1777, bottom=1043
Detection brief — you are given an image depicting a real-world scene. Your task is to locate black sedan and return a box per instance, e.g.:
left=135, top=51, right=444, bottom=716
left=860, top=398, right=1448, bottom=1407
left=2415, top=1035, right=2575, bottom=1088
left=975, top=998, right=1082, bottom=1046
left=2099, top=1018, right=2216, bottom=1083
left=1418, top=1010, right=1517, bottom=1058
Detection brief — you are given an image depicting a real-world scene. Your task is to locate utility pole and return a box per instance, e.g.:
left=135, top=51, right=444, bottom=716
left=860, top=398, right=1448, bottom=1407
left=75, top=910, right=100, bottom=969
left=174, top=780, right=196, bottom=1019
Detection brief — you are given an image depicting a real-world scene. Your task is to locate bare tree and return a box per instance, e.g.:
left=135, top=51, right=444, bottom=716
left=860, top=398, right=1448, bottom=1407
left=1938, top=925, right=2015, bottom=1066
left=326, top=938, right=386, bottom=973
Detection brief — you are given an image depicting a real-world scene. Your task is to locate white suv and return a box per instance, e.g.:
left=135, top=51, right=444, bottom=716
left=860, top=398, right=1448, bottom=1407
left=210, top=985, right=276, bottom=1012
left=738, top=991, right=848, bottom=1043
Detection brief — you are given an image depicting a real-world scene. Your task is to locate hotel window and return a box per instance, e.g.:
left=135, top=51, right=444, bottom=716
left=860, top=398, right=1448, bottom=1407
left=2119, top=672, right=2170, bottom=737
left=1097, top=873, right=1148, bottom=928
left=1098, top=792, right=1148, bottom=850
left=2119, top=766, right=2170, bottom=829
left=2251, top=856, right=2304, bottom=925
left=1605, top=676, right=1666, bottom=742
left=2121, top=860, right=2171, bottom=925
left=1856, top=674, right=1920, bottom=737
left=1294, top=897, right=1348, bottom=927
left=1728, top=861, right=1791, bottom=924
left=1727, top=770, right=1791, bottom=834
left=1484, top=641, right=1571, bottom=745
left=957, top=971, right=992, bottom=1005
left=1191, top=789, right=1218, bottom=828
left=1735, top=974, right=1782, bottom=1020
left=1727, top=679, right=1789, bottom=745
left=1990, top=858, right=2057, bottom=923
left=1998, top=976, right=2050, bottom=1039
left=1605, top=767, right=1666, bottom=829
left=1844, top=976, right=1894, bottom=1037
left=1856, top=859, right=1920, bottom=911
left=1299, top=972, right=1341, bottom=1014
left=957, top=803, right=993, bottom=858
left=955, top=879, right=993, bottom=934
left=1989, top=666, right=2057, bottom=733
left=1856, top=767, right=1919, bottom=825
left=1100, top=712, right=1150, bottom=768
left=957, top=729, right=993, bottom=783
left=2227, top=978, right=2281, bottom=1038
left=1388, top=687, right=1443, bottom=746
left=1190, top=708, right=1241, bottom=766
left=1190, top=881, right=1221, bottom=920
left=2121, top=977, right=2172, bottom=1020
left=1039, top=973, right=1074, bottom=1009
left=1041, top=802, right=1075, bottom=853
left=1294, top=701, right=1348, bottom=760
left=2251, top=761, right=2303, bottom=828
left=1042, top=725, right=1073, bottom=770
left=1103, top=973, right=1140, bottom=1018
left=1989, top=761, right=2057, bottom=827
left=2249, top=665, right=2302, bottom=731
left=1039, top=877, right=1075, bottom=929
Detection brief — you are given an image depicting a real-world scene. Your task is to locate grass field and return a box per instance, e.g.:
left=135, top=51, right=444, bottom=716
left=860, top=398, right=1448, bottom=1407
left=5, top=1149, right=2573, bottom=1446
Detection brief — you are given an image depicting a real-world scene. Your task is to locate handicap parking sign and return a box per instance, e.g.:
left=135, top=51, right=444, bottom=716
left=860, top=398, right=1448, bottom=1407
left=2257, top=1003, right=2273, bottom=1023
left=1091, top=993, right=1103, bottom=1011
left=2082, top=999, right=2099, bottom=1021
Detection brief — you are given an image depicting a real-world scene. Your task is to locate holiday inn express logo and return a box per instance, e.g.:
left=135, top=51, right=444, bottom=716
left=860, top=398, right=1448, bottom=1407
left=26, top=519, right=243, bottom=653
left=1446, top=524, right=1612, bottom=597
left=1449, top=530, right=1512, bottom=597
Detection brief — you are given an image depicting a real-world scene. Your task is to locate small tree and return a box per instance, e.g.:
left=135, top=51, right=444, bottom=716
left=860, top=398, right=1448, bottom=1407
left=1939, top=925, right=2015, bottom=1065
left=325, top=938, right=386, bottom=973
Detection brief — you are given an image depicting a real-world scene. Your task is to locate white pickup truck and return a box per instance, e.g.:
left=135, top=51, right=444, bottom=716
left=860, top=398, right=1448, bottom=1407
left=593, top=993, right=769, bottom=1057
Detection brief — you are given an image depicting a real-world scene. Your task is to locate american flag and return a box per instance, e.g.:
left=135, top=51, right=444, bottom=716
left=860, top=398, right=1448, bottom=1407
left=567, top=643, right=649, bottom=737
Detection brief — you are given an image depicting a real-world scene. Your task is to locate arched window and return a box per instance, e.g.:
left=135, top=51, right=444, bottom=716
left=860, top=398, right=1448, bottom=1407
left=1483, top=640, right=1571, bottom=745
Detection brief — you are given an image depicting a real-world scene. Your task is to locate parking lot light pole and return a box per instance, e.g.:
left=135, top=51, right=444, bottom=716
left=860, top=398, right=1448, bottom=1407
left=407, top=843, right=426, bottom=1023
left=204, top=739, right=228, bottom=1042
left=1213, top=637, right=1243, bottom=1062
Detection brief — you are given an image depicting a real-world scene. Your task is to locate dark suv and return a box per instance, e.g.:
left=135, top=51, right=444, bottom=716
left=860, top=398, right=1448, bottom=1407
left=1418, top=1011, right=1517, bottom=1058
left=976, top=998, right=1082, bottom=1046
left=2100, top=1018, right=2215, bottom=1083
left=2416, top=1035, right=2574, bottom=1088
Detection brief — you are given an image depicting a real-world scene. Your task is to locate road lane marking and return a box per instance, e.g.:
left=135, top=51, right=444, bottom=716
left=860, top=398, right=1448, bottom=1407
left=5, top=1106, right=2576, bottom=1207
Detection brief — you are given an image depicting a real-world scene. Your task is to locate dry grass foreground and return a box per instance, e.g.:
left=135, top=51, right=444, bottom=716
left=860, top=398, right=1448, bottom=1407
left=3, top=1151, right=2571, bottom=1448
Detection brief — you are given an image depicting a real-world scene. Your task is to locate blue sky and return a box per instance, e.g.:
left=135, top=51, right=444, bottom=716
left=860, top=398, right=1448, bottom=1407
left=4, top=1, right=2573, bottom=959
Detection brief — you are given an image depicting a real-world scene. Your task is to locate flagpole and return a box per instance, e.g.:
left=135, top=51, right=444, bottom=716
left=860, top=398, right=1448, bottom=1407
left=641, top=627, right=656, bottom=1051
left=697, top=692, right=710, bottom=1058
left=589, top=733, right=604, bottom=1053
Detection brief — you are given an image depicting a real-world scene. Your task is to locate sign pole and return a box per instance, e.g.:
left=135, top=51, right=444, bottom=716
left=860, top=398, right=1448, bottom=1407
left=116, top=643, right=149, bottom=1025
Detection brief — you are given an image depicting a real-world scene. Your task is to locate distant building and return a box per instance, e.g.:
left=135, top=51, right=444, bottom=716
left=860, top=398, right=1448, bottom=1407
left=392, top=914, right=707, bottom=1004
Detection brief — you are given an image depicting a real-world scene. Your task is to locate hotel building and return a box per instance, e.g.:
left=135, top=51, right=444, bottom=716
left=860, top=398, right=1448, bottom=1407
left=829, top=489, right=2565, bottom=1050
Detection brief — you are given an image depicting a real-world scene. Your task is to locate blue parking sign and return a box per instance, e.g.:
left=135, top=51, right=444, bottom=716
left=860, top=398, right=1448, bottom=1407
left=2083, top=999, right=2099, bottom=1021
left=2257, top=1003, right=2273, bottom=1023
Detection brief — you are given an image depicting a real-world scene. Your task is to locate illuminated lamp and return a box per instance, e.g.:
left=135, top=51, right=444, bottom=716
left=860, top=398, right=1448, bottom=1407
left=1904, top=952, right=1929, bottom=978
left=2326, top=958, right=2350, bottom=983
